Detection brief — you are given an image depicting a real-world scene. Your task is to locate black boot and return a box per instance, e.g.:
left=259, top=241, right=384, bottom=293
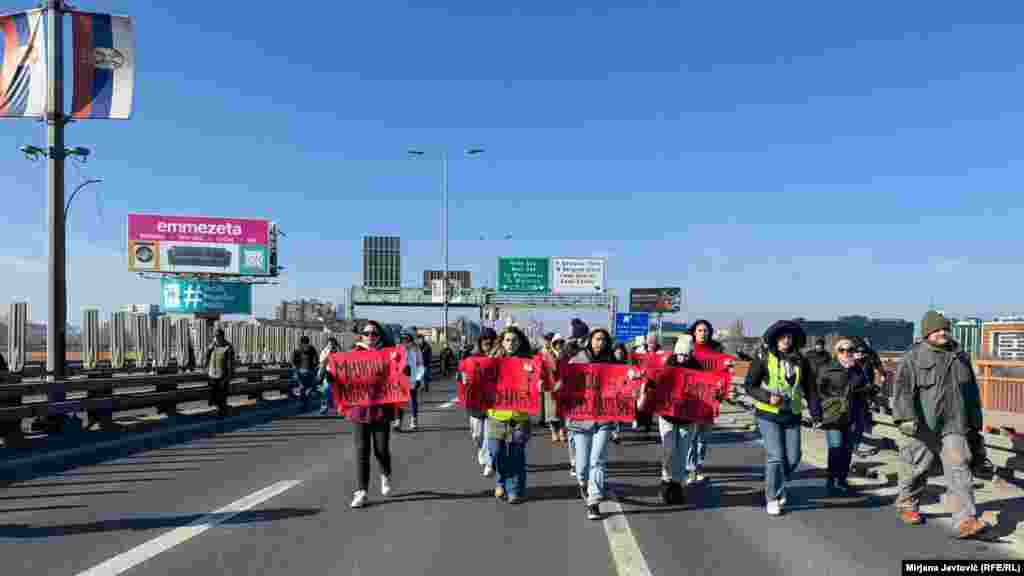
left=660, top=481, right=673, bottom=505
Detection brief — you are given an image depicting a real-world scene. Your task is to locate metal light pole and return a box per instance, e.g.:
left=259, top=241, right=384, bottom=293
left=46, top=0, right=66, bottom=383
left=408, top=147, right=485, bottom=346
left=64, top=178, right=103, bottom=222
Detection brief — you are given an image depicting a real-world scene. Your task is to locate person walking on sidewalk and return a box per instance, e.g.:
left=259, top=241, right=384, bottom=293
left=566, top=327, right=620, bottom=521
left=743, top=320, right=820, bottom=516
left=398, top=331, right=425, bottom=431
left=891, top=311, right=991, bottom=539
left=815, top=337, right=865, bottom=494
left=292, top=336, right=319, bottom=411
left=318, top=337, right=341, bottom=416
left=484, top=326, right=535, bottom=504
left=205, top=328, right=235, bottom=419
left=349, top=320, right=399, bottom=509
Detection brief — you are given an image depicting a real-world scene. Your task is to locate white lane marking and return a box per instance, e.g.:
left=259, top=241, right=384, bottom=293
left=74, top=479, right=302, bottom=576
left=603, top=487, right=655, bottom=576
left=440, top=397, right=459, bottom=409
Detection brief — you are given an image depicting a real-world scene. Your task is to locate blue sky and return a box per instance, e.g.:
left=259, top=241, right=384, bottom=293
left=3, top=0, right=1023, bottom=336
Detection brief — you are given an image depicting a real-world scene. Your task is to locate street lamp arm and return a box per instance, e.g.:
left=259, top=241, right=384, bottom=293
left=64, top=178, right=102, bottom=222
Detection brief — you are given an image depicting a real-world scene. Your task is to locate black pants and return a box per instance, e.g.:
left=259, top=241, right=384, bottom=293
left=209, top=377, right=230, bottom=412
left=355, top=420, right=392, bottom=491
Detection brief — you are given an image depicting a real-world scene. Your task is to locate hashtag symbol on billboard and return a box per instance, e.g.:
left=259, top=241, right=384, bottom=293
left=183, top=285, right=202, bottom=309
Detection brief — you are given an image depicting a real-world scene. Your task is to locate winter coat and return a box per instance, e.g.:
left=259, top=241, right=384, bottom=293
left=292, top=344, right=319, bottom=372
left=892, top=340, right=982, bottom=437
left=815, top=361, right=868, bottom=430
left=743, top=320, right=820, bottom=424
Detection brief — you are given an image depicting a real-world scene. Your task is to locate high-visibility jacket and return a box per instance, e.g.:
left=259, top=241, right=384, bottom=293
left=754, top=352, right=803, bottom=415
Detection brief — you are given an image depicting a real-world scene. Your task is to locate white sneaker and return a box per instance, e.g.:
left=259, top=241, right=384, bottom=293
left=392, top=420, right=402, bottom=431
left=483, top=464, right=494, bottom=478
left=381, top=475, right=393, bottom=496
left=766, top=499, right=782, bottom=516
left=351, top=490, right=368, bottom=508
left=779, top=489, right=787, bottom=507
left=409, top=418, right=418, bottom=431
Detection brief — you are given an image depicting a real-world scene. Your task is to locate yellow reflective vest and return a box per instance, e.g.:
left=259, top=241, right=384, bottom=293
left=754, top=353, right=803, bottom=415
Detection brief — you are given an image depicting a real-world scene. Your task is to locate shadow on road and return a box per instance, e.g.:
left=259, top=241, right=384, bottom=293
left=0, top=504, right=88, bottom=514
left=0, top=507, right=323, bottom=538
left=0, top=489, right=135, bottom=501
left=2, top=478, right=173, bottom=490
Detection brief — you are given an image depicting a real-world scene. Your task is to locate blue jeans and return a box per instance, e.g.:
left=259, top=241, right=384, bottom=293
left=319, top=375, right=331, bottom=414
left=573, top=423, right=614, bottom=505
left=470, top=415, right=491, bottom=467
left=487, top=421, right=529, bottom=497
left=294, top=369, right=316, bottom=407
left=658, top=418, right=691, bottom=483
left=687, top=423, right=707, bottom=472
left=826, top=427, right=854, bottom=484
left=408, top=384, right=420, bottom=419
left=757, top=416, right=802, bottom=502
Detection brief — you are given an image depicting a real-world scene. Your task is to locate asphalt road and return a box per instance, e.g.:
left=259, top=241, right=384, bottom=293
left=0, top=376, right=1016, bottom=575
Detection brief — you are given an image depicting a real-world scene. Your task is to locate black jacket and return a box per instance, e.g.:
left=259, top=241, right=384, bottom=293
left=815, top=361, right=867, bottom=430
left=292, top=344, right=319, bottom=372
left=743, top=321, right=819, bottom=423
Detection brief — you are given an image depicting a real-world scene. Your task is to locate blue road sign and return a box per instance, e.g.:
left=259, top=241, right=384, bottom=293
left=161, top=278, right=252, bottom=315
left=615, top=312, right=650, bottom=344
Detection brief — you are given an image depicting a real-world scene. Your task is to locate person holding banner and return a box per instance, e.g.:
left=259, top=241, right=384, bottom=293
left=653, top=334, right=704, bottom=504
left=687, top=320, right=726, bottom=485
left=461, top=328, right=498, bottom=476
left=743, top=320, right=821, bottom=516
left=815, top=337, right=866, bottom=494
left=348, top=320, right=401, bottom=509
left=484, top=326, right=535, bottom=504
left=566, top=327, right=620, bottom=521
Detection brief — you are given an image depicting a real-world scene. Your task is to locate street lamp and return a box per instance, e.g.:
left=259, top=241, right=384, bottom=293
left=407, top=147, right=486, bottom=345
left=64, top=178, right=102, bottom=222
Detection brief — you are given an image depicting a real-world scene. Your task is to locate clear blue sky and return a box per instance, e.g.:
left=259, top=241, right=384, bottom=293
left=3, top=0, right=1023, bottom=336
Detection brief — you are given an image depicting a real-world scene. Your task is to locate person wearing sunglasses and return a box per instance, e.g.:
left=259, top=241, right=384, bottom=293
left=814, top=337, right=866, bottom=494
left=349, top=320, right=400, bottom=509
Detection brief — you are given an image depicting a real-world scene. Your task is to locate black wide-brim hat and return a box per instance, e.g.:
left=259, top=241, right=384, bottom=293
left=763, top=320, right=806, bottom=351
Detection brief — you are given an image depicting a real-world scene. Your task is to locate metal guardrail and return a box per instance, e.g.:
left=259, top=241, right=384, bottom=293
left=0, top=353, right=449, bottom=444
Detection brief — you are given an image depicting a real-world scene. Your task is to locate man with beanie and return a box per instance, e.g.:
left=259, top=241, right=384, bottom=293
left=892, top=311, right=991, bottom=539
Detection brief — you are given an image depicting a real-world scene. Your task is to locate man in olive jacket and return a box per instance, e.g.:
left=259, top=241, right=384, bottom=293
left=892, top=311, right=989, bottom=539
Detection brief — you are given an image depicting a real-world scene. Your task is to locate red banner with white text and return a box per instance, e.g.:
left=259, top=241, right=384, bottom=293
left=692, top=349, right=737, bottom=399
left=556, top=363, right=646, bottom=423
left=457, top=356, right=543, bottom=414
left=327, top=347, right=410, bottom=410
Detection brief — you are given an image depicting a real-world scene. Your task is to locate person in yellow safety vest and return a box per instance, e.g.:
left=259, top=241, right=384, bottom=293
left=743, top=320, right=821, bottom=516
left=483, top=326, right=536, bottom=504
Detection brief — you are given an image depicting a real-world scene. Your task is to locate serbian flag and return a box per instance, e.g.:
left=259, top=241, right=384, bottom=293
left=0, top=10, right=46, bottom=118
left=72, top=12, right=134, bottom=119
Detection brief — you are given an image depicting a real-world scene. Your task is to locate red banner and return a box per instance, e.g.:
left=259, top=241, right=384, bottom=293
left=653, top=367, right=726, bottom=423
left=636, top=351, right=671, bottom=381
left=692, top=348, right=736, bottom=398
left=538, top=353, right=559, bottom=392
left=556, top=363, right=646, bottom=423
left=327, top=347, right=410, bottom=410
left=457, top=356, right=542, bottom=415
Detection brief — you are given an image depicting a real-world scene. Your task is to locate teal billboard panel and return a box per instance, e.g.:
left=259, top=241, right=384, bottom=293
left=160, top=278, right=253, bottom=315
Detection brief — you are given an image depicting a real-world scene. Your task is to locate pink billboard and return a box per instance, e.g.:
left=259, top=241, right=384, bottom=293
left=127, top=214, right=268, bottom=245
left=126, top=213, right=272, bottom=277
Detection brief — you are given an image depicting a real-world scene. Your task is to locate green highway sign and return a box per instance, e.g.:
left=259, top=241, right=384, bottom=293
left=498, top=257, right=550, bottom=293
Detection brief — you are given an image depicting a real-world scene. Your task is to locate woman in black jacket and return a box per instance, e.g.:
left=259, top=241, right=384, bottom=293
left=743, top=321, right=821, bottom=516
left=816, top=337, right=867, bottom=494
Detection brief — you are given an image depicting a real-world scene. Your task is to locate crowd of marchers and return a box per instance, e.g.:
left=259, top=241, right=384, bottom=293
left=187, top=310, right=996, bottom=538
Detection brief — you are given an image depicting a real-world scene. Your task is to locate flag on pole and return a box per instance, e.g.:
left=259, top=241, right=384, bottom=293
left=72, top=12, right=134, bottom=119
left=0, top=10, right=46, bottom=118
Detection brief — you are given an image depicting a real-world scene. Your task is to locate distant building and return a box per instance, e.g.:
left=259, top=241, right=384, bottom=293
left=952, top=318, right=983, bottom=360
left=363, top=235, right=401, bottom=288
left=793, top=315, right=914, bottom=352
left=982, top=316, right=1024, bottom=360
left=273, top=299, right=336, bottom=324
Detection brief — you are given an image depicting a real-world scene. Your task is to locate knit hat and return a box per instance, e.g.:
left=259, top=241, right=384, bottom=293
left=921, top=310, right=950, bottom=338
left=674, top=334, right=694, bottom=355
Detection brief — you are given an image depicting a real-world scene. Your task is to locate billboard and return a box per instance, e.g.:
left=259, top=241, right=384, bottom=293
left=160, top=278, right=252, bottom=315
left=552, top=257, right=605, bottom=294
left=127, top=214, right=272, bottom=276
left=629, top=288, right=681, bottom=313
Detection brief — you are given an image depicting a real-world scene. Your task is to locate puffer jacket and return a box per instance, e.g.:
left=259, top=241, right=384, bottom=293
left=815, top=360, right=867, bottom=430
left=892, top=340, right=982, bottom=436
